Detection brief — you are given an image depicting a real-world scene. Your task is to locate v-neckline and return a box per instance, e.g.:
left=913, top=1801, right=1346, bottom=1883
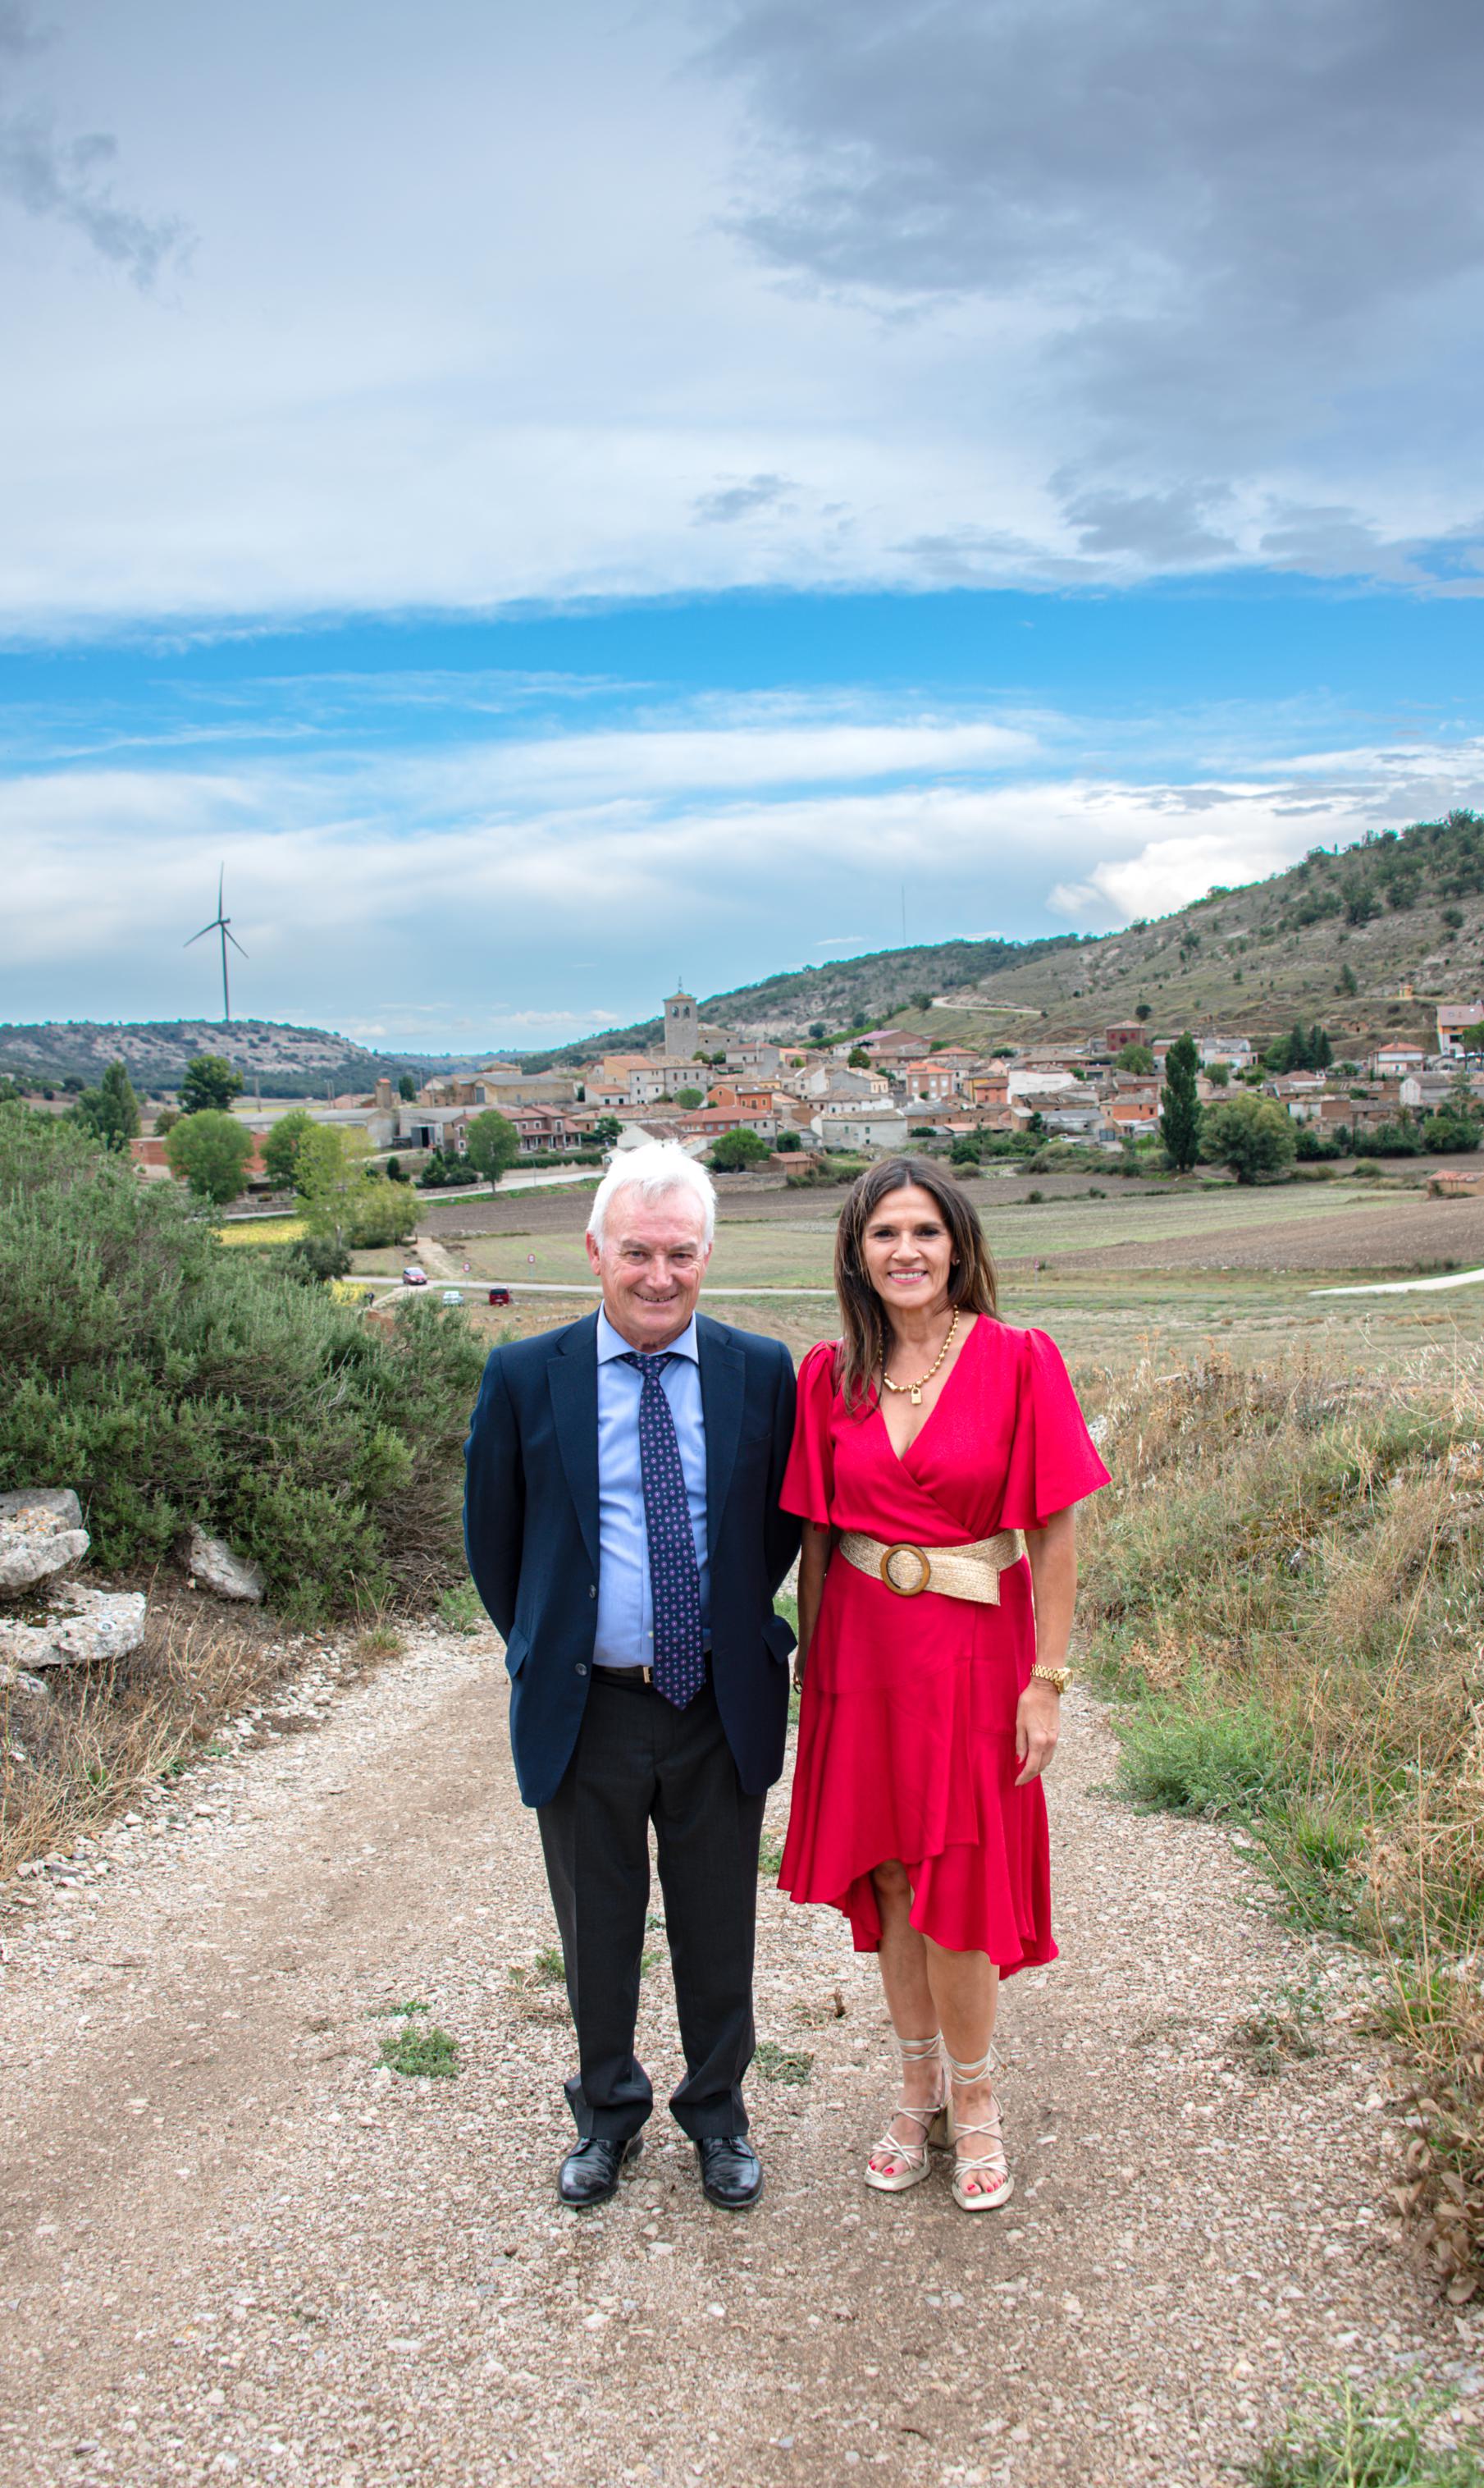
left=874, top=1314, right=980, bottom=1468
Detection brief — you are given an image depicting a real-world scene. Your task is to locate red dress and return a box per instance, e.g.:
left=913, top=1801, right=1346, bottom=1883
left=779, top=1317, right=1110, bottom=1965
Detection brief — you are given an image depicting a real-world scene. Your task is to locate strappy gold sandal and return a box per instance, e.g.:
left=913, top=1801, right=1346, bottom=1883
left=943, top=2043, right=1014, bottom=2211
left=864, top=2032, right=953, bottom=2193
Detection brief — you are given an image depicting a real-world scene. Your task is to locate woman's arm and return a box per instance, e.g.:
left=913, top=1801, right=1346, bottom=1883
left=793, top=1519, right=835, bottom=1690
left=1015, top=1505, right=1078, bottom=1786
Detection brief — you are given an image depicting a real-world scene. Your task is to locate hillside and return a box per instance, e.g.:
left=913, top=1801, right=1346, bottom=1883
left=536, top=812, right=1484, bottom=1061
left=893, top=809, right=1484, bottom=1059
left=0, top=1019, right=486, bottom=1097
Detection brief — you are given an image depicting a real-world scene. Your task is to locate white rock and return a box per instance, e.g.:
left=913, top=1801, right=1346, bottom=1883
left=0, top=1489, right=89, bottom=1594
left=0, top=1662, right=50, bottom=1696
left=0, top=1585, right=148, bottom=1670
left=186, top=1526, right=265, bottom=1603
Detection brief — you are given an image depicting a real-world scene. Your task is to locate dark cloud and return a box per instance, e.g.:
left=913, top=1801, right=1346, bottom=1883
left=692, top=471, right=797, bottom=523
left=0, top=3, right=189, bottom=289
left=1058, top=483, right=1239, bottom=565
left=706, top=0, right=1484, bottom=556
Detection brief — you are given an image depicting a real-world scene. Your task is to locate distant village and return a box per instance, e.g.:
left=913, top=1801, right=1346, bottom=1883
left=120, top=981, right=1484, bottom=1187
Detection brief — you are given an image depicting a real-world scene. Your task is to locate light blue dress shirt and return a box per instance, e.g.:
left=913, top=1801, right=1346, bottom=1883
left=593, top=1307, right=710, bottom=1668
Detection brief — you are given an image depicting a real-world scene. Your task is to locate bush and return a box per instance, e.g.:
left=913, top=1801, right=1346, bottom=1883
left=179, top=1054, right=244, bottom=1114
left=1202, top=1092, right=1298, bottom=1183
left=0, top=1109, right=486, bottom=1617
left=710, top=1127, right=771, bottom=1171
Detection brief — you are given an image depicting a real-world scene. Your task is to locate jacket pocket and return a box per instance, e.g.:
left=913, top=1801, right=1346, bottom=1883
left=503, top=1628, right=529, bottom=1679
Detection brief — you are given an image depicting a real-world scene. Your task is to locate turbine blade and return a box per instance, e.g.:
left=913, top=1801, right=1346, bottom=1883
left=185, top=923, right=216, bottom=945
left=226, top=930, right=249, bottom=956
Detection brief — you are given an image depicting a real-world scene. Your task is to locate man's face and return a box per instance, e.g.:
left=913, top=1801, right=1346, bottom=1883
left=586, top=1183, right=712, bottom=1351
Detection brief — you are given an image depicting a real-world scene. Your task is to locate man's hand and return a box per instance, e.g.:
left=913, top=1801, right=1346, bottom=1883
left=1014, top=1678, right=1062, bottom=1786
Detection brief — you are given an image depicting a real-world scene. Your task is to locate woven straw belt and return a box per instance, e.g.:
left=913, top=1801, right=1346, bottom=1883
left=838, top=1526, right=1027, bottom=1605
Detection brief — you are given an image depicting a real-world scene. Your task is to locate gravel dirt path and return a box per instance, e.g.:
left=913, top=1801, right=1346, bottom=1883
left=2, top=1624, right=1478, bottom=2488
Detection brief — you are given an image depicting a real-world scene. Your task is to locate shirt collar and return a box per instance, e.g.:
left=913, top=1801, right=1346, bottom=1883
left=596, top=1306, right=700, bottom=1365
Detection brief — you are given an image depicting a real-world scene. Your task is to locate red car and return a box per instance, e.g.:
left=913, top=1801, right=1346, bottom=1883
left=487, top=1286, right=511, bottom=1306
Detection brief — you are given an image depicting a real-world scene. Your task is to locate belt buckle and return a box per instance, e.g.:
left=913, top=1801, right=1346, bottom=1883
left=879, top=1542, right=931, bottom=1597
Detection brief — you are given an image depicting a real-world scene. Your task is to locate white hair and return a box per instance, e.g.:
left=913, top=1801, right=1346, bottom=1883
left=587, top=1141, right=716, bottom=1251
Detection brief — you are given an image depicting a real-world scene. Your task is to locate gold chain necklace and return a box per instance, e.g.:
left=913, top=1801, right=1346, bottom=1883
left=880, top=1307, right=959, bottom=1408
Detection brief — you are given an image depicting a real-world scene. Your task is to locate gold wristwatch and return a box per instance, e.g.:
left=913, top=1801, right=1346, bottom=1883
left=1030, top=1662, right=1071, bottom=1694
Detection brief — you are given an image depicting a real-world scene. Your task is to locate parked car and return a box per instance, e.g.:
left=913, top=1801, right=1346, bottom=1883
left=402, top=1265, right=428, bottom=1287
left=487, top=1286, right=511, bottom=1306
left=440, top=1287, right=463, bottom=1307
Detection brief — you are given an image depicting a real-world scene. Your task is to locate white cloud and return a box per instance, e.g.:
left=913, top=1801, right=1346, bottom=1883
left=3, top=714, right=1482, bottom=1045
left=0, top=0, right=1479, bottom=631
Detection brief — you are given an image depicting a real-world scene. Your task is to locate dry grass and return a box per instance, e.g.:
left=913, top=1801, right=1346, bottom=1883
left=0, top=1589, right=313, bottom=1878
left=1080, top=1350, right=1484, bottom=2299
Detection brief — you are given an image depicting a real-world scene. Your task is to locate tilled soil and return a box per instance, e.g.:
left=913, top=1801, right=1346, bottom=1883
left=2, top=1625, right=1479, bottom=2488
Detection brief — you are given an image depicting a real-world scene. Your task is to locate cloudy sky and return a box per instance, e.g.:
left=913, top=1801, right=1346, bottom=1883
left=3, top=0, right=1483, bottom=1047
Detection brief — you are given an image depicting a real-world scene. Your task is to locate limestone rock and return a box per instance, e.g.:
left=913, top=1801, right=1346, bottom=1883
left=0, top=1585, right=148, bottom=1671
left=186, top=1525, right=265, bottom=1603
left=0, top=1489, right=89, bottom=1595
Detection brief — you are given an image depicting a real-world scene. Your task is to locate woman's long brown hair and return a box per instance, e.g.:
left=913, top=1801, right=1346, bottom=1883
left=833, top=1155, right=998, bottom=1413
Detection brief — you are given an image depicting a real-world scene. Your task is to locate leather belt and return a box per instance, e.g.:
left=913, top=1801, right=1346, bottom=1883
left=838, top=1527, right=1026, bottom=1605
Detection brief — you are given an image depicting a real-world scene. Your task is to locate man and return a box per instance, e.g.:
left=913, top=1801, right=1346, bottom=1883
left=463, top=1142, right=800, bottom=2211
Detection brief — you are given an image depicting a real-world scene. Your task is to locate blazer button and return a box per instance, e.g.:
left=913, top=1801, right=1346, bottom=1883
left=588, top=1585, right=597, bottom=1598
left=575, top=1662, right=588, bottom=1676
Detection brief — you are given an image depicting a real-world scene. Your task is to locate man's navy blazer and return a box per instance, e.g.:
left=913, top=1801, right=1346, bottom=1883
left=463, top=1310, right=801, bottom=1809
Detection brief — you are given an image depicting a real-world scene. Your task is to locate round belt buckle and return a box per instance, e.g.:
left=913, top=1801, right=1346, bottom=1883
left=879, top=1542, right=931, bottom=1597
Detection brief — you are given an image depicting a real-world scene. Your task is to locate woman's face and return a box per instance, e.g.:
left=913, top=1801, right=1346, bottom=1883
left=857, top=1183, right=957, bottom=1319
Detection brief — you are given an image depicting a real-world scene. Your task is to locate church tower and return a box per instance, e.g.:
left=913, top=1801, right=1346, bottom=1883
left=663, top=986, right=697, bottom=1062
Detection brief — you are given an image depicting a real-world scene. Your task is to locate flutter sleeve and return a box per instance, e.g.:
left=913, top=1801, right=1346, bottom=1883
left=780, top=1340, right=841, bottom=1526
left=996, top=1327, right=1111, bottom=1530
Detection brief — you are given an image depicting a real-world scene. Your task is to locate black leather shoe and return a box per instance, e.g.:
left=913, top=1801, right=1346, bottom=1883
left=695, top=2134, right=762, bottom=2210
left=558, top=2133, right=642, bottom=2209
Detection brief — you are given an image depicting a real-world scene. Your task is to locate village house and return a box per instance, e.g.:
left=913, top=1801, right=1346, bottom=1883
left=1198, top=1035, right=1254, bottom=1070
left=706, top=1082, right=774, bottom=1115
left=810, top=1102, right=911, bottom=1154
left=1372, top=1043, right=1427, bottom=1079
left=675, top=1104, right=779, bottom=1144
left=901, top=1058, right=963, bottom=1103
left=1104, top=1021, right=1146, bottom=1052
left=1436, top=1004, right=1484, bottom=1056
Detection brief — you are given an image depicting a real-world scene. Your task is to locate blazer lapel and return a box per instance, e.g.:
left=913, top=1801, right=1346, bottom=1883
left=698, top=1316, right=746, bottom=1540
left=547, top=1315, right=600, bottom=1572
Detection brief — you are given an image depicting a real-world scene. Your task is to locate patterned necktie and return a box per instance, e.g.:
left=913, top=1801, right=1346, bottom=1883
left=618, top=1351, right=706, bottom=1709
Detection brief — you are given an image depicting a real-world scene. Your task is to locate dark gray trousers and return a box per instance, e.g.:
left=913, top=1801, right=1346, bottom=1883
left=537, top=1672, right=767, bottom=2143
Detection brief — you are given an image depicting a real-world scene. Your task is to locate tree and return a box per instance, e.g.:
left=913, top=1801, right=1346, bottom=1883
left=1158, top=1033, right=1203, bottom=1173
left=675, top=1087, right=704, bottom=1109
left=465, top=1109, right=519, bottom=1183
left=292, top=1122, right=367, bottom=1201
left=165, top=1109, right=254, bottom=1205
left=76, top=1059, right=139, bottom=1152
left=911, top=991, right=933, bottom=1012
left=262, top=1108, right=317, bottom=1190
left=1202, top=1092, right=1297, bottom=1185
left=1134, top=1002, right=1152, bottom=1022
left=398, top=1073, right=417, bottom=1101
left=179, top=1054, right=244, bottom=1114
left=341, top=1176, right=418, bottom=1246
left=1114, top=1042, right=1155, bottom=1073
left=710, top=1127, right=770, bottom=1171
left=774, top=1129, right=801, bottom=1152
left=591, top=1116, right=622, bottom=1146
left=808, top=1022, right=828, bottom=1040
left=847, top=1046, right=871, bottom=1069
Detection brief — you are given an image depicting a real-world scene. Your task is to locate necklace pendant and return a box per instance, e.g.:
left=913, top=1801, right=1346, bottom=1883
left=910, top=1386, right=922, bottom=1406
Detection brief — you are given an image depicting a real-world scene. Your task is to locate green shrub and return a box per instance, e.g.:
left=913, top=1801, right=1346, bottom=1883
left=1116, top=1689, right=1288, bottom=1819
left=0, top=1107, right=486, bottom=1617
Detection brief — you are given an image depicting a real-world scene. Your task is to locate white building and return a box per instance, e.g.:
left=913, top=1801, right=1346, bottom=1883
left=810, top=1104, right=911, bottom=1155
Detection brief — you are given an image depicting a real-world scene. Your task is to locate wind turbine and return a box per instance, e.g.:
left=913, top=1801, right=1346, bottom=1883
left=185, top=867, right=248, bottom=1022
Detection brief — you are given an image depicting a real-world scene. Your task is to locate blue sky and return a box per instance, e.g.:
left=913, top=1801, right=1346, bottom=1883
left=4, top=1, right=1484, bottom=1050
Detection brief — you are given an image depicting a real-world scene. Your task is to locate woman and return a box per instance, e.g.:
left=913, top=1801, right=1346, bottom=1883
left=779, top=1157, right=1108, bottom=2211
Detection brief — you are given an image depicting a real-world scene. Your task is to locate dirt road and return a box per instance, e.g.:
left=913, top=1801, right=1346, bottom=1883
left=2, top=1626, right=1477, bottom=2487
